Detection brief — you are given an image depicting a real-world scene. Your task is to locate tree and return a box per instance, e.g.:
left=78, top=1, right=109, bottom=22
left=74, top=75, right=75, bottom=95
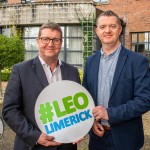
left=0, top=34, right=24, bottom=97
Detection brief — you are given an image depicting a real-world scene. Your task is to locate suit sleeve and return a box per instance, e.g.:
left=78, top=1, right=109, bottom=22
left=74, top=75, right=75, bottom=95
left=2, top=65, right=41, bottom=147
left=108, top=56, right=150, bottom=125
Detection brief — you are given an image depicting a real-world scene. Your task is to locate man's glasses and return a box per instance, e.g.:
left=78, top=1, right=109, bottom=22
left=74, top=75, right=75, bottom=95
left=39, top=37, right=62, bottom=45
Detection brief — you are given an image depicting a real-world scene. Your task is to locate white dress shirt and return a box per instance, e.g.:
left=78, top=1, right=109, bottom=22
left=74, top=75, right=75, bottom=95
left=38, top=56, right=62, bottom=84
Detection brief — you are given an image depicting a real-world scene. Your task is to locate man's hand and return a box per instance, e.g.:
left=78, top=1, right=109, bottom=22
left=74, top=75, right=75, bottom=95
left=37, top=133, right=62, bottom=147
left=92, top=120, right=105, bottom=137
left=92, top=106, right=108, bottom=121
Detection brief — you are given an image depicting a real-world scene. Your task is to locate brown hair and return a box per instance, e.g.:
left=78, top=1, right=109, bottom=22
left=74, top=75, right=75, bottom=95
left=38, top=22, right=62, bottom=37
left=96, top=10, right=121, bottom=26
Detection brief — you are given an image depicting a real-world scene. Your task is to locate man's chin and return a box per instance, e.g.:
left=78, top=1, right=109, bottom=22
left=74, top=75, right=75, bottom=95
left=103, top=41, right=113, bottom=45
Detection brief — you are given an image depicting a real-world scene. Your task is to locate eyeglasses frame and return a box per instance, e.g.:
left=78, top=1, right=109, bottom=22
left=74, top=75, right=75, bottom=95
left=39, top=37, right=62, bottom=45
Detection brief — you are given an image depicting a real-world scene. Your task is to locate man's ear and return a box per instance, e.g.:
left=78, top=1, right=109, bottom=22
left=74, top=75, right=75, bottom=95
left=36, top=38, right=40, bottom=44
left=119, top=26, right=122, bottom=35
left=95, top=27, right=98, bottom=36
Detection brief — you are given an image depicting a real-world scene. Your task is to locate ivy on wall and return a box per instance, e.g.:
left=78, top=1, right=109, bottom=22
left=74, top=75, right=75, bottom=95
left=75, top=8, right=96, bottom=64
left=80, top=20, right=96, bottom=63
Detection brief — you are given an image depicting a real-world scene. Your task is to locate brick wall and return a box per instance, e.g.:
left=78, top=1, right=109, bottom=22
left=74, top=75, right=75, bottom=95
left=7, top=0, right=91, bottom=4
left=6, top=0, right=150, bottom=49
left=96, top=0, right=150, bottom=49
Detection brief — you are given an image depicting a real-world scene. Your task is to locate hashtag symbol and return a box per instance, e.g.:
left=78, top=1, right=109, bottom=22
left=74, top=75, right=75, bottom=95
left=39, top=102, right=54, bottom=124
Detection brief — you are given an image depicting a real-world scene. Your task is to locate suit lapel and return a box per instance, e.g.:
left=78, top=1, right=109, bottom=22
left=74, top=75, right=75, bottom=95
left=60, top=62, right=66, bottom=80
left=92, top=51, right=101, bottom=105
left=32, top=56, right=49, bottom=88
left=109, top=47, right=127, bottom=99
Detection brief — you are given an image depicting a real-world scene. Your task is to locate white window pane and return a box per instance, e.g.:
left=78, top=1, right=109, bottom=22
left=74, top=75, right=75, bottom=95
left=66, top=52, right=83, bottom=65
left=24, top=27, right=39, bottom=37
left=25, top=51, right=38, bottom=60
left=2, top=28, right=11, bottom=37
left=93, top=0, right=108, bottom=2
left=25, top=39, right=38, bottom=51
left=67, top=38, right=83, bottom=51
left=67, top=26, right=83, bottom=37
left=59, top=51, right=65, bottom=62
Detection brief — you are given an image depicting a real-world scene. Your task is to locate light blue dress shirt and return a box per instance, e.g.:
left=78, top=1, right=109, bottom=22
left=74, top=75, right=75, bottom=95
left=97, top=44, right=121, bottom=127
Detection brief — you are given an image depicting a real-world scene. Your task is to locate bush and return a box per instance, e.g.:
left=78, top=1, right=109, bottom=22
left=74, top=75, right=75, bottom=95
left=78, top=68, right=83, bottom=82
left=0, top=34, right=24, bottom=71
left=1, top=68, right=12, bottom=81
left=1, top=68, right=84, bottom=82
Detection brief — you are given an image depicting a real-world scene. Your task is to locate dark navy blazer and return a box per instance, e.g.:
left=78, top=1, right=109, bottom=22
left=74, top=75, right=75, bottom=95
left=2, top=56, right=81, bottom=150
left=82, top=46, right=150, bottom=150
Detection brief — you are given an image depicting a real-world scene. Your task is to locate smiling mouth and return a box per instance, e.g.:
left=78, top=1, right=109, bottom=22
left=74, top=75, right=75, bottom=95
left=46, top=49, right=54, bottom=51
left=104, top=36, right=112, bottom=39
left=104, top=34, right=112, bottom=37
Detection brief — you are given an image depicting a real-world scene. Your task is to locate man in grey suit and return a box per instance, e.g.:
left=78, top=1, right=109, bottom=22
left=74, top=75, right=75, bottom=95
left=2, top=22, right=81, bottom=150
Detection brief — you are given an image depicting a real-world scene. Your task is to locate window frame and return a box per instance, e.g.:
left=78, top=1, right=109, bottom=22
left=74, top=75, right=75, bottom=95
left=131, top=32, right=150, bottom=64
left=23, top=25, right=84, bottom=67
left=93, top=0, right=109, bottom=4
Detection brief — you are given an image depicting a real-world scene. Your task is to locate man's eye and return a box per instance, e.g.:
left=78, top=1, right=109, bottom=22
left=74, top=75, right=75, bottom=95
left=43, top=38, right=49, bottom=41
left=54, top=39, right=59, bottom=42
left=110, top=25, right=116, bottom=28
left=99, top=26, right=105, bottom=29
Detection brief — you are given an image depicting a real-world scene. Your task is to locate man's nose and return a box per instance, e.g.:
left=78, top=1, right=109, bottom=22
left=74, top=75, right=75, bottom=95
left=105, top=26, right=111, bottom=33
left=48, top=39, right=54, bottom=45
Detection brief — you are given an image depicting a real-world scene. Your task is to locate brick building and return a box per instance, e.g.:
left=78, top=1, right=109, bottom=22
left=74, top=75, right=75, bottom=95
left=96, top=0, right=150, bottom=62
left=0, top=0, right=150, bottom=66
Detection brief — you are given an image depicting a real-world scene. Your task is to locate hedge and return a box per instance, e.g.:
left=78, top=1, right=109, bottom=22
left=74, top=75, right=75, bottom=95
left=1, top=72, right=11, bottom=81
left=0, top=68, right=84, bottom=82
left=1, top=68, right=11, bottom=81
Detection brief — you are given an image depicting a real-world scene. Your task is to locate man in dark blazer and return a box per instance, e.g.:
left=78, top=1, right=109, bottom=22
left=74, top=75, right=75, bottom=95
left=82, top=10, right=150, bottom=150
left=2, top=22, right=81, bottom=150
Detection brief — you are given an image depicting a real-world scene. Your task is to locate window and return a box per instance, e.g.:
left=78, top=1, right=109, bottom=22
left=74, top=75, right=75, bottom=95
left=23, top=27, right=39, bottom=60
left=62, top=26, right=83, bottom=67
left=93, top=0, right=109, bottom=3
left=2, top=28, right=11, bottom=37
left=131, top=32, right=150, bottom=64
left=23, top=26, right=84, bottom=67
left=21, top=0, right=33, bottom=3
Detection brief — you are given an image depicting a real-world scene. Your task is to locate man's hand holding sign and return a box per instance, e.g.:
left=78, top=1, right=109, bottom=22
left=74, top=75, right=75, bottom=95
left=35, top=81, right=95, bottom=144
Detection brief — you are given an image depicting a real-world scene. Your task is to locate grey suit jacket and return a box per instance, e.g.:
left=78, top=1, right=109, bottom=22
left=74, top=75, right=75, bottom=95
left=2, top=56, right=81, bottom=150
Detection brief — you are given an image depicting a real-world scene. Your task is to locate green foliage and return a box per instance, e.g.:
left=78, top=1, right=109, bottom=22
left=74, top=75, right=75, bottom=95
left=0, top=34, right=24, bottom=70
left=78, top=68, right=83, bottom=82
left=10, top=25, right=22, bottom=38
left=1, top=68, right=11, bottom=81
left=74, top=8, right=96, bottom=64
left=81, top=20, right=95, bottom=63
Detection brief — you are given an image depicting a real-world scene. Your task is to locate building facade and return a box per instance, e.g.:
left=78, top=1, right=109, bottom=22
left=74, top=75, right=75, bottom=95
left=0, top=0, right=97, bottom=68
left=0, top=0, right=149, bottom=66
left=96, top=0, right=150, bottom=63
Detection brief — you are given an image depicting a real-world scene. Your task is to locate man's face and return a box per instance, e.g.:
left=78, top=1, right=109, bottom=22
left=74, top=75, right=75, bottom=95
left=96, top=16, right=122, bottom=46
left=37, top=28, right=62, bottom=61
